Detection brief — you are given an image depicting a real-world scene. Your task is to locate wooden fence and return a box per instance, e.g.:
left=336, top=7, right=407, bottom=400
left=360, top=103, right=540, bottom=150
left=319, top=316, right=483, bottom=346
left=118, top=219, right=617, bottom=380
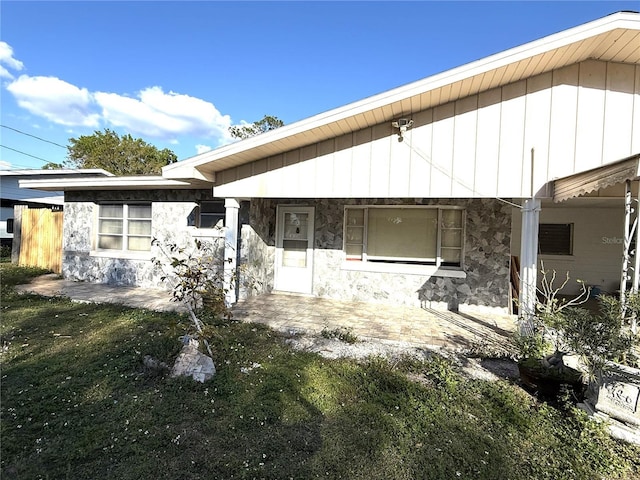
left=18, top=207, right=63, bottom=273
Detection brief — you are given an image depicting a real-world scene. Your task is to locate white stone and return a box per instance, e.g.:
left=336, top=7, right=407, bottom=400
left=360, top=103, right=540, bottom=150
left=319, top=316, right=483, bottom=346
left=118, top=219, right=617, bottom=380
left=171, top=340, right=216, bottom=383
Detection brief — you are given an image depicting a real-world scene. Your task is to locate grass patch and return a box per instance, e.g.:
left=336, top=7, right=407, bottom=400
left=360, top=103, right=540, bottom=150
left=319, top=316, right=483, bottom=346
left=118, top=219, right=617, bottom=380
left=1, top=264, right=639, bottom=479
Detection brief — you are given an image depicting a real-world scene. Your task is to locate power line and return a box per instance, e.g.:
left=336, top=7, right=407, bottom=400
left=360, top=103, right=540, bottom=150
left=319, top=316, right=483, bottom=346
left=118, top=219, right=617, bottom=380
left=1, top=124, right=67, bottom=149
left=0, top=145, right=56, bottom=164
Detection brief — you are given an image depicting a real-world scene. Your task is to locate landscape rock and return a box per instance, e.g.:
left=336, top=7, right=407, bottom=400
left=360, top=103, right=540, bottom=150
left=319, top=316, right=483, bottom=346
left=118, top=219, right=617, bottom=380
left=171, top=339, right=216, bottom=383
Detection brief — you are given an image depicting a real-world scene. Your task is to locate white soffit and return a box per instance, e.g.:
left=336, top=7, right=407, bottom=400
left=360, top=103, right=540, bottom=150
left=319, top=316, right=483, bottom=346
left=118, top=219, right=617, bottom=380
left=553, top=154, right=640, bottom=202
left=163, top=11, right=640, bottom=180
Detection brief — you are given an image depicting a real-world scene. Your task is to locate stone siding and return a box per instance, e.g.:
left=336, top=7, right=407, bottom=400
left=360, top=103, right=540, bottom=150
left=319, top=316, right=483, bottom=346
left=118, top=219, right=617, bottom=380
left=245, top=198, right=512, bottom=312
left=63, top=190, right=223, bottom=289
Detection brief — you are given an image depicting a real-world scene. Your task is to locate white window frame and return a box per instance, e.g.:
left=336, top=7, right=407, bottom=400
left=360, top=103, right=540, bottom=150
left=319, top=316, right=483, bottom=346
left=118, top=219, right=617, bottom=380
left=96, top=202, right=152, bottom=254
left=343, top=205, right=465, bottom=270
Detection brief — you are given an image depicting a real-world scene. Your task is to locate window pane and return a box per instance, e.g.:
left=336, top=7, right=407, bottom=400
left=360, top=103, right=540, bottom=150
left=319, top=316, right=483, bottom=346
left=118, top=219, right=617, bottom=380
left=283, top=213, right=308, bottom=240
left=127, top=236, right=152, bottom=251
left=200, top=214, right=224, bottom=228
left=100, top=205, right=123, bottom=218
left=129, top=205, right=151, bottom=219
left=346, top=226, right=364, bottom=243
left=282, top=239, right=307, bottom=267
left=6, top=218, right=14, bottom=234
left=99, top=219, right=123, bottom=234
left=346, top=208, right=365, bottom=226
left=539, top=223, right=572, bottom=255
left=441, top=209, right=462, bottom=228
left=441, top=248, right=461, bottom=265
left=345, top=244, right=363, bottom=258
left=441, top=230, right=462, bottom=248
left=201, top=201, right=225, bottom=214
left=98, top=235, right=122, bottom=250
left=128, top=219, right=151, bottom=236
left=368, top=208, right=437, bottom=261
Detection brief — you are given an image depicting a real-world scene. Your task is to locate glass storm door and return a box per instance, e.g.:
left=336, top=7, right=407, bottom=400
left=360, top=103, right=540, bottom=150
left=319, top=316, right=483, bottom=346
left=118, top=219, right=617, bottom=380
left=274, top=206, right=314, bottom=294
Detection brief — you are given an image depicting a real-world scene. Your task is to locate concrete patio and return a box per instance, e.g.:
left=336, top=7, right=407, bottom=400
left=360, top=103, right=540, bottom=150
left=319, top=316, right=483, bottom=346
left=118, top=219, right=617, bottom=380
left=14, top=274, right=518, bottom=352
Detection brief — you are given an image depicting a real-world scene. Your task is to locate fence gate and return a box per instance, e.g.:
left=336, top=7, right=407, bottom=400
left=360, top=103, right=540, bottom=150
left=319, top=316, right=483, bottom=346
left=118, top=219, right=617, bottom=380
left=18, top=207, right=63, bottom=274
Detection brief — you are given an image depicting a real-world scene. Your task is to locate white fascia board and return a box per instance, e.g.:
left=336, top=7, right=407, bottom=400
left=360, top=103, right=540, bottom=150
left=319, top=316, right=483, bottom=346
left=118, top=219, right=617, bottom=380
left=19, top=176, right=193, bottom=191
left=164, top=12, right=640, bottom=180
left=0, top=168, right=114, bottom=177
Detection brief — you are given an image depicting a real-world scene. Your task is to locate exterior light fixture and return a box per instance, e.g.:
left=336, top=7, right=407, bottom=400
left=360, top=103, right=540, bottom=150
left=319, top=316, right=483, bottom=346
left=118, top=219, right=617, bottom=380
left=391, top=118, right=414, bottom=142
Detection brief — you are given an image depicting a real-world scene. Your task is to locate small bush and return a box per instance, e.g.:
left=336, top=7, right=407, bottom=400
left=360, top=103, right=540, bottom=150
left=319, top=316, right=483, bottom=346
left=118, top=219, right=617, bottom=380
left=320, top=326, right=358, bottom=344
left=0, top=244, right=11, bottom=259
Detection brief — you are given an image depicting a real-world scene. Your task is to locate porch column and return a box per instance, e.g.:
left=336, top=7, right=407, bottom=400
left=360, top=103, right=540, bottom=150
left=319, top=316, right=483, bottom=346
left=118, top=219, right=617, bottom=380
left=224, top=198, right=240, bottom=305
left=519, top=198, right=541, bottom=331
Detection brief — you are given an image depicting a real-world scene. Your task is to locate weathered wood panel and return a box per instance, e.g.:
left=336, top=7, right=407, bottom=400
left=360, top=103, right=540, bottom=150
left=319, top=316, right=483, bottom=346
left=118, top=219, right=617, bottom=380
left=18, top=208, right=63, bottom=273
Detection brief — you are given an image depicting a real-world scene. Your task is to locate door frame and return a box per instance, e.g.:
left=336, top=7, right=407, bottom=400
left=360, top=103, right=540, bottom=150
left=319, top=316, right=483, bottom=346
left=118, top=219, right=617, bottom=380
left=274, top=205, right=315, bottom=294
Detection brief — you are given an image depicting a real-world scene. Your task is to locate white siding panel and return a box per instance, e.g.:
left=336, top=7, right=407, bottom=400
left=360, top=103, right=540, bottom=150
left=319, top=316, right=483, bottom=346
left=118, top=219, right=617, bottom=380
left=370, top=124, right=392, bottom=197
left=315, top=140, right=336, bottom=196
left=475, top=88, right=502, bottom=197
left=498, top=81, right=526, bottom=196
left=281, top=150, right=301, bottom=197
left=575, top=60, right=607, bottom=172
left=452, top=96, right=478, bottom=196
left=333, top=134, right=353, bottom=195
left=388, top=128, right=411, bottom=197
left=603, top=62, right=636, bottom=163
left=351, top=129, right=372, bottom=196
left=430, top=103, right=455, bottom=197
left=548, top=64, right=580, bottom=180
left=523, top=72, right=553, bottom=196
left=408, top=109, right=433, bottom=197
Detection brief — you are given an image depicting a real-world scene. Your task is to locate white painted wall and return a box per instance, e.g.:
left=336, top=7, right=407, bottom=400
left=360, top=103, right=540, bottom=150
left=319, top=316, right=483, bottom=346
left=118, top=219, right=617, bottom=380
left=214, top=60, right=640, bottom=200
left=511, top=203, right=625, bottom=295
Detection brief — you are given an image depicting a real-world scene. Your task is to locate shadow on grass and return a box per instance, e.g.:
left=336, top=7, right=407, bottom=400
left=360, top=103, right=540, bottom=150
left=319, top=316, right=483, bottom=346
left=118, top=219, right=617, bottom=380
left=1, top=284, right=639, bottom=479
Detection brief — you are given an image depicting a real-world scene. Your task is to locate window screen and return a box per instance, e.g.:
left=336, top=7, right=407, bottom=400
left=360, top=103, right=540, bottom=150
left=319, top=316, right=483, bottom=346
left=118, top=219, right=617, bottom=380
left=538, top=223, right=573, bottom=255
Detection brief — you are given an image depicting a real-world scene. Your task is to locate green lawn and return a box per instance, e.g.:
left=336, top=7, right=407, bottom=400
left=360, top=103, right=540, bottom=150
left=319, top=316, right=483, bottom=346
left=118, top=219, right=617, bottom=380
left=1, top=264, right=639, bottom=480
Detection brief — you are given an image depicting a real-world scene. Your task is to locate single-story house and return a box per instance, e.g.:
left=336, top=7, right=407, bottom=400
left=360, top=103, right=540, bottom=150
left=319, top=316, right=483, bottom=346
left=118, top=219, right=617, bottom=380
left=22, top=11, right=640, bottom=322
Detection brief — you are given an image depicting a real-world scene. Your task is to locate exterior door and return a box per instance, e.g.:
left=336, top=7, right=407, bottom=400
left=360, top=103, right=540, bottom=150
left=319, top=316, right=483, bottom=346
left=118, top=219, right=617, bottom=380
left=274, top=206, right=314, bottom=294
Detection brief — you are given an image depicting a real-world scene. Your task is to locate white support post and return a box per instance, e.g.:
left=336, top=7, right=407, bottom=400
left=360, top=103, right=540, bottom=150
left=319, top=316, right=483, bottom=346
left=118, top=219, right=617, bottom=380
left=621, top=181, right=633, bottom=309
left=224, top=198, right=240, bottom=306
left=519, top=198, right=541, bottom=332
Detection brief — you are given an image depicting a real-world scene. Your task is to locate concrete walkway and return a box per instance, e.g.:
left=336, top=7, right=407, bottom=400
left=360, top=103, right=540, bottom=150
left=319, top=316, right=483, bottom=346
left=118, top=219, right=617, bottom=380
left=14, top=275, right=517, bottom=352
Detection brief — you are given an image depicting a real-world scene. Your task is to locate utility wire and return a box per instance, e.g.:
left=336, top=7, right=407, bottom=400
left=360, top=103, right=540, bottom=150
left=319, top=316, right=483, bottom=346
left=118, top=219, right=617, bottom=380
left=1, top=124, right=67, bottom=149
left=0, top=145, right=54, bottom=164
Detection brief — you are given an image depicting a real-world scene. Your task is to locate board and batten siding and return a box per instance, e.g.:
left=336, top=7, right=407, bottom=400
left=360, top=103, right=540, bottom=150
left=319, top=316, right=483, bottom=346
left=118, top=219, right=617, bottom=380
left=213, top=60, right=639, bottom=199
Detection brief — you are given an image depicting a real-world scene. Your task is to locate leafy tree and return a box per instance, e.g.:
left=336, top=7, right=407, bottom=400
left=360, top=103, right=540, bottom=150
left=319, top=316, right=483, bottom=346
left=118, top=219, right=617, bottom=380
left=229, top=115, right=284, bottom=140
left=41, top=162, right=63, bottom=170
left=65, top=129, right=177, bottom=175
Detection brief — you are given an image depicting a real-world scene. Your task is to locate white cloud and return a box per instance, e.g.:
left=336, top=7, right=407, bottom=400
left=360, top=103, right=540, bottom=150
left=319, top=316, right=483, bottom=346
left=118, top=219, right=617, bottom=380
left=0, top=42, right=24, bottom=79
left=7, top=75, right=100, bottom=127
left=94, top=86, right=233, bottom=142
left=0, top=160, right=13, bottom=170
left=195, top=144, right=213, bottom=154
left=3, top=57, right=235, bottom=146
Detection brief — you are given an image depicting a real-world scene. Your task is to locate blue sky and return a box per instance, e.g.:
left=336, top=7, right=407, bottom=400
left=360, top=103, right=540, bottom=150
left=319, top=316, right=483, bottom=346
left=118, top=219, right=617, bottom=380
left=1, top=1, right=638, bottom=170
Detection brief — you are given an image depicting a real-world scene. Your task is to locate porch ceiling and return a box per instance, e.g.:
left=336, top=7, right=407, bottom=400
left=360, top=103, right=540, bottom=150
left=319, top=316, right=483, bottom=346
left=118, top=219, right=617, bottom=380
left=552, top=154, right=640, bottom=203
left=164, top=12, right=640, bottom=181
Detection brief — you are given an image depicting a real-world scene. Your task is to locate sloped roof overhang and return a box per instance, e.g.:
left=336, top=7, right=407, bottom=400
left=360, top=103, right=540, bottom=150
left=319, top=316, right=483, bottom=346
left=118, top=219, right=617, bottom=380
left=19, top=176, right=212, bottom=192
left=163, top=11, right=640, bottom=181
left=552, top=154, right=640, bottom=202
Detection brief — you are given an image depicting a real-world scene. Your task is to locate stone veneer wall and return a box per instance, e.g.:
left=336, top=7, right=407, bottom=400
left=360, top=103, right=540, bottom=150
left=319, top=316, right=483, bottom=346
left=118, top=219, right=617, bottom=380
left=245, top=198, right=512, bottom=312
left=63, top=190, right=223, bottom=289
